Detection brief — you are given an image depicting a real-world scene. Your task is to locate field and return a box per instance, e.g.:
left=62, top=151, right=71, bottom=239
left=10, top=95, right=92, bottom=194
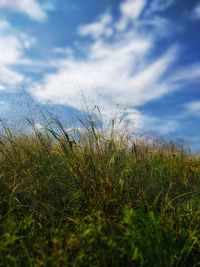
left=0, top=115, right=200, bottom=267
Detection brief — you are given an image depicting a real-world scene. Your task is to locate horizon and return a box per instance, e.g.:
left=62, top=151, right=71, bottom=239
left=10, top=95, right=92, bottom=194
left=0, top=0, right=200, bottom=151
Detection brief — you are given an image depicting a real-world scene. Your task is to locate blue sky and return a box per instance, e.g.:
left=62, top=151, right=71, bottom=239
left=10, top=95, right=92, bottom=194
left=0, top=0, right=200, bottom=150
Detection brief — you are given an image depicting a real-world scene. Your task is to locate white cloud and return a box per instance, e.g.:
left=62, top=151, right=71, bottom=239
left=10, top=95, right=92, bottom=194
left=170, top=64, right=200, bottom=85
left=29, top=37, right=178, bottom=135
left=0, top=19, right=10, bottom=30
left=125, top=108, right=146, bottom=129
left=192, top=3, right=200, bottom=20
left=27, top=0, right=199, bottom=135
left=185, top=101, right=200, bottom=116
left=145, top=118, right=179, bottom=135
left=0, top=19, right=37, bottom=88
left=0, top=0, right=47, bottom=21
left=29, top=39, right=177, bottom=110
left=34, top=123, right=44, bottom=130
left=78, top=13, right=113, bottom=39
left=29, top=35, right=153, bottom=107
left=0, top=36, right=22, bottom=65
left=0, top=32, right=24, bottom=87
left=117, top=0, right=176, bottom=32
left=28, top=1, right=178, bottom=133
left=42, top=2, right=55, bottom=12
left=117, top=0, right=146, bottom=30
left=120, top=0, right=146, bottom=20
left=0, top=66, right=24, bottom=86
left=148, top=0, right=174, bottom=12
left=53, top=47, right=74, bottom=58
left=135, top=16, right=176, bottom=38
left=110, top=108, right=179, bottom=136
left=125, top=46, right=178, bottom=105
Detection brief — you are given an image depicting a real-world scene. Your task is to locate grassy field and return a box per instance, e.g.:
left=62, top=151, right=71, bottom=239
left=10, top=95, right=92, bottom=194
left=0, top=115, right=200, bottom=267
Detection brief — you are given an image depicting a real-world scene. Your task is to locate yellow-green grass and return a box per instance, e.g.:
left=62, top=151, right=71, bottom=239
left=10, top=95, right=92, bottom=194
left=0, top=116, right=199, bottom=267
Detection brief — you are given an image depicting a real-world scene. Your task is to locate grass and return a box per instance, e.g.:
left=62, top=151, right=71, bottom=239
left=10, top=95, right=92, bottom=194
left=0, top=113, right=199, bottom=266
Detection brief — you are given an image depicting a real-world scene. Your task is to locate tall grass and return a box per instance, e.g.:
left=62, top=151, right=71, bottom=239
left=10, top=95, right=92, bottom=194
left=0, top=113, right=199, bottom=266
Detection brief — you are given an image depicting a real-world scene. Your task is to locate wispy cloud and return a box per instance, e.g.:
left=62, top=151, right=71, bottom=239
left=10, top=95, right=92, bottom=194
left=148, top=0, right=175, bottom=12
left=143, top=117, right=179, bottom=135
left=116, top=0, right=146, bottom=30
left=185, top=101, right=200, bottom=116
left=192, top=3, right=200, bottom=20
left=120, top=0, right=146, bottom=19
left=0, top=19, right=36, bottom=89
left=0, top=31, right=24, bottom=87
left=170, top=64, right=200, bottom=86
left=78, top=13, right=113, bottom=39
left=0, top=0, right=47, bottom=21
left=0, top=19, right=10, bottom=30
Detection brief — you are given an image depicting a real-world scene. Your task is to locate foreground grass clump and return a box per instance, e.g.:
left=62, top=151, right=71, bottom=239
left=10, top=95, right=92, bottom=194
left=0, top=117, right=200, bottom=266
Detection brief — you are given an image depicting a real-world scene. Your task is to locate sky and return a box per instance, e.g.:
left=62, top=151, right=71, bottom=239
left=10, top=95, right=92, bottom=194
left=0, top=0, right=200, bottom=150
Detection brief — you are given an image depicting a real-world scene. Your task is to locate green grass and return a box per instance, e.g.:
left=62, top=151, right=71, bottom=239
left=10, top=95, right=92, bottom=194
left=0, top=115, right=199, bottom=266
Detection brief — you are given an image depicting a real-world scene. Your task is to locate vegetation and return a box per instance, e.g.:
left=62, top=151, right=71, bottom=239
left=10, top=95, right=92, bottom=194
left=0, top=113, right=200, bottom=267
